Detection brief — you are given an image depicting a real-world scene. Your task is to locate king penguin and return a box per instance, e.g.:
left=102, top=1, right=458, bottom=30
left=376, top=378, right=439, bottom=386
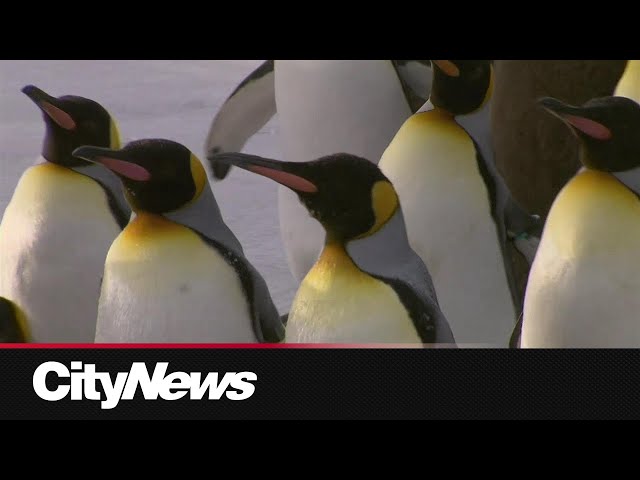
left=521, top=95, right=640, bottom=348
left=0, top=296, right=30, bottom=343
left=490, top=60, right=627, bottom=218
left=509, top=60, right=640, bottom=348
left=209, top=150, right=457, bottom=347
left=204, top=60, right=434, bottom=284
left=377, top=60, right=542, bottom=348
left=72, top=139, right=284, bottom=343
left=0, top=85, right=130, bottom=343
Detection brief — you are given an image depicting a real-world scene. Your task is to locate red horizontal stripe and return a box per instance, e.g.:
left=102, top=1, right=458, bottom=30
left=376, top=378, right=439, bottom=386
left=0, top=343, right=440, bottom=349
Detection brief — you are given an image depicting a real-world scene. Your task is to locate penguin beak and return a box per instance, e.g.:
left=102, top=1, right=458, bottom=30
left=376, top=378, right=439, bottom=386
left=538, top=97, right=613, bottom=141
left=21, top=84, right=77, bottom=131
left=432, top=60, right=460, bottom=77
left=208, top=147, right=233, bottom=180
left=208, top=152, right=319, bottom=193
left=72, top=146, right=152, bottom=182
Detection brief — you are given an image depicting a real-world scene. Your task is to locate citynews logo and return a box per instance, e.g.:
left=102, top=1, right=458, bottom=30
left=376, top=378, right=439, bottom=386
left=32, top=361, right=257, bottom=410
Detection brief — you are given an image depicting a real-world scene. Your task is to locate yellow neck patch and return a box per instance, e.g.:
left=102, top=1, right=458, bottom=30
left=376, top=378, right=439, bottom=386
left=303, top=242, right=368, bottom=292
left=413, top=107, right=458, bottom=128
left=545, top=169, right=640, bottom=256
left=11, top=302, right=32, bottom=343
left=478, top=65, right=495, bottom=111
left=357, top=180, right=399, bottom=239
left=109, top=118, right=122, bottom=150
left=614, top=60, right=640, bottom=103
left=124, top=211, right=183, bottom=238
left=189, top=153, right=207, bottom=202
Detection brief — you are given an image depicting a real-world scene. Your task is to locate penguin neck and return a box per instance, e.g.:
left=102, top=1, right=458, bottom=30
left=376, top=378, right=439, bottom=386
left=324, top=230, right=348, bottom=248
left=159, top=186, right=245, bottom=255
left=578, top=146, right=640, bottom=198
left=429, top=105, right=456, bottom=121
left=40, top=125, right=86, bottom=168
left=37, top=149, right=73, bottom=168
left=345, top=207, right=413, bottom=264
left=578, top=146, right=604, bottom=172
left=315, top=207, right=415, bottom=275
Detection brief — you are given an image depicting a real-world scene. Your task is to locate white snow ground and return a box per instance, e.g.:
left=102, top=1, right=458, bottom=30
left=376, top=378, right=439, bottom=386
left=0, top=60, right=297, bottom=315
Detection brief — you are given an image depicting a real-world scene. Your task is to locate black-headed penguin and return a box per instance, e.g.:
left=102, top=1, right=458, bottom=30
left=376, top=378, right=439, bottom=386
left=521, top=95, right=640, bottom=348
left=0, top=85, right=130, bottom=343
left=209, top=150, right=457, bottom=347
left=73, top=139, right=284, bottom=343
left=490, top=60, right=628, bottom=217
left=205, top=60, right=434, bottom=286
left=378, top=60, right=542, bottom=348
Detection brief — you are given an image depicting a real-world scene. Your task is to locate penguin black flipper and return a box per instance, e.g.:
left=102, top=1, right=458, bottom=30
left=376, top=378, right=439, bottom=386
left=0, top=297, right=29, bottom=343
left=204, top=60, right=276, bottom=180
left=509, top=313, right=523, bottom=349
left=194, top=232, right=285, bottom=343
left=370, top=273, right=456, bottom=346
left=391, top=60, right=433, bottom=113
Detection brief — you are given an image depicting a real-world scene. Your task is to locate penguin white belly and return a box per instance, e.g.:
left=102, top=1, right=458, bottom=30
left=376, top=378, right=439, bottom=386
left=379, top=110, right=516, bottom=347
left=95, top=213, right=255, bottom=343
left=274, top=60, right=413, bottom=282
left=0, top=162, right=121, bottom=342
left=286, top=243, right=421, bottom=344
left=522, top=170, right=640, bottom=348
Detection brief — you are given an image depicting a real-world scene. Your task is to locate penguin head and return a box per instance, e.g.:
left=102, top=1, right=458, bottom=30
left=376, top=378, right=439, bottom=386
left=538, top=95, right=640, bottom=172
left=429, top=60, right=493, bottom=115
left=22, top=85, right=121, bottom=168
left=208, top=151, right=399, bottom=243
left=72, top=139, right=208, bottom=214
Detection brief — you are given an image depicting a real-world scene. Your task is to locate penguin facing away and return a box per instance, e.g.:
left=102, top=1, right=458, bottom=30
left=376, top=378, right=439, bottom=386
left=0, top=296, right=31, bottom=343
left=204, top=60, right=433, bottom=284
left=72, top=139, right=284, bottom=344
left=205, top=60, right=433, bottom=179
left=0, top=85, right=130, bottom=343
left=209, top=150, right=457, bottom=347
left=521, top=95, right=640, bottom=348
left=378, top=60, right=542, bottom=347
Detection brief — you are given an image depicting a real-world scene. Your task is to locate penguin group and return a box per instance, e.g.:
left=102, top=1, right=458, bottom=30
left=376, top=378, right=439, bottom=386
left=1, top=59, right=639, bottom=348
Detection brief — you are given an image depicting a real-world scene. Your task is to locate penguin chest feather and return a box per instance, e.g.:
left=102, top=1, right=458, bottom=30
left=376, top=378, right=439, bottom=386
left=96, top=213, right=255, bottom=343
left=522, top=170, right=640, bottom=347
left=0, top=162, right=121, bottom=342
left=286, top=243, right=421, bottom=344
left=379, top=110, right=516, bottom=345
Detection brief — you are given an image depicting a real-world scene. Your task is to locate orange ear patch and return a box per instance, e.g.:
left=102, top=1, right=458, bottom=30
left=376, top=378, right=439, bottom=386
left=41, top=101, right=76, bottom=130
left=96, top=157, right=151, bottom=181
left=433, top=60, right=460, bottom=77
left=249, top=165, right=318, bottom=193
left=563, top=114, right=612, bottom=140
